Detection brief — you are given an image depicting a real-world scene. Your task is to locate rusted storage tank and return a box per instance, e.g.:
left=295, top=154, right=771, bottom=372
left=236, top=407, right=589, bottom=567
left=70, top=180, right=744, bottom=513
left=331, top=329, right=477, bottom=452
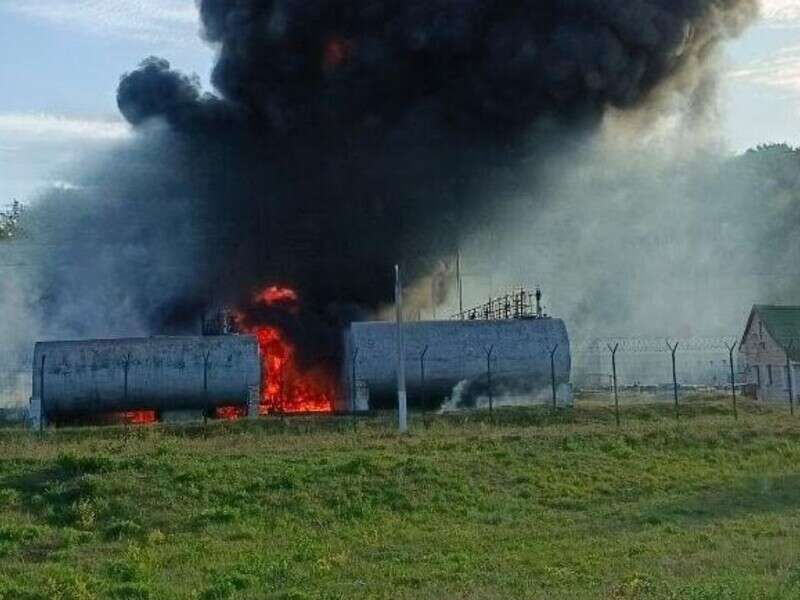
left=341, top=318, right=571, bottom=411
left=31, top=336, right=260, bottom=423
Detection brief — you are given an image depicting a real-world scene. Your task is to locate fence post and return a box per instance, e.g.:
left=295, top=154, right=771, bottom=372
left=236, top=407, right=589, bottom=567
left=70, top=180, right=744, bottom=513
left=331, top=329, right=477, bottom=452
left=420, top=345, right=429, bottom=409
left=550, top=345, right=559, bottom=410
left=123, top=352, right=131, bottom=404
left=786, top=341, right=795, bottom=417
left=485, top=345, right=495, bottom=416
left=725, top=342, right=738, bottom=421
left=666, top=341, right=680, bottom=421
left=203, top=350, right=211, bottom=425
left=395, top=264, right=408, bottom=434
left=608, top=343, right=620, bottom=427
left=351, top=346, right=359, bottom=431
left=39, top=354, right=47, bottom=432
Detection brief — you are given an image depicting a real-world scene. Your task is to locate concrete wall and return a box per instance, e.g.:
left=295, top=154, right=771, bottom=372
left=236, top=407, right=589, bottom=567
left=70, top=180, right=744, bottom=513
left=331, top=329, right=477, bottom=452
left=341, top=318, right=571, bottom=411
left=739, top=313, right=798, bottom=403
left=32, top=336, right=260, bottom=421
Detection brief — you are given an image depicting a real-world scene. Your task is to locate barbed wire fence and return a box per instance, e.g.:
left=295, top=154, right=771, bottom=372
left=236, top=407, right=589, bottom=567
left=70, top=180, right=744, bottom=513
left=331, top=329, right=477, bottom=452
left=347, top=334, right=790, bottom=423
left=573, top=335, right=800, bottom=424
left=3, top=334, right=800, bottom=427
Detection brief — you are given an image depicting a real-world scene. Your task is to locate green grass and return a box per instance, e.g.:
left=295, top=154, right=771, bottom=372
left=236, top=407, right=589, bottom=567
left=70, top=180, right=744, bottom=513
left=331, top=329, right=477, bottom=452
left=2, top=395, right=800, bottom=599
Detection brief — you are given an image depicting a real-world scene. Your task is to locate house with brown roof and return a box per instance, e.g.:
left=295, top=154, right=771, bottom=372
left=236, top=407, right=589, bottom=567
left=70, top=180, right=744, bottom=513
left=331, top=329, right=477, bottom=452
left=739, top=305, right=800, bottom=403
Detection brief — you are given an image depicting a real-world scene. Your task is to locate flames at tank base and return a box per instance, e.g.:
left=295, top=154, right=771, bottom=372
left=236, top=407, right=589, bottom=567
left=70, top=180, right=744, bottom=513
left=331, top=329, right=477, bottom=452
left=30, top=335, right=261, bottom=427
left=224, top=285, right=337, bottom=417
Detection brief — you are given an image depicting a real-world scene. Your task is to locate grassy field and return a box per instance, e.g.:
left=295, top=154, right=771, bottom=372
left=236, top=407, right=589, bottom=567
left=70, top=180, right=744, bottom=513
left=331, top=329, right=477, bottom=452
left=2, top=396, right=800, bottom=599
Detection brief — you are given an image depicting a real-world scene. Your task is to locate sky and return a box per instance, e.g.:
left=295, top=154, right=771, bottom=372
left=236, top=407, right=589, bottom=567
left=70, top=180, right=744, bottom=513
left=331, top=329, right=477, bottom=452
left=0, top=0, right=798, bottom=206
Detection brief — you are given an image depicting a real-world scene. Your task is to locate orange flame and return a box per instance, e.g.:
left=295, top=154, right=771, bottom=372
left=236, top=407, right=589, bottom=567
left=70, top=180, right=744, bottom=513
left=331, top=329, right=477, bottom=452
left=236, top=285, right=336, bottom=415
left=215, top=406, right=246, bottom=420
left=254, top=286, right=299, bottom=306
left=118, top=410, right=157, bottom=425
left=250, top=324, right=335, bottom=414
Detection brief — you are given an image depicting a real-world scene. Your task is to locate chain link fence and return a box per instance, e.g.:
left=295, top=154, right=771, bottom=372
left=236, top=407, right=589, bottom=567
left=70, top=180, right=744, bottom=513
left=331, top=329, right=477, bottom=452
left=572, top=337, right=741, bottom=391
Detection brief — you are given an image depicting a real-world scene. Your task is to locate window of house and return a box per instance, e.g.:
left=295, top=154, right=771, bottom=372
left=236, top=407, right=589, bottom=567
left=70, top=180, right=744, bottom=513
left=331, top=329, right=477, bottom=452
left=755, top=365, right=761, bottom=387
left=768, top=364, right=773, bottom=386
left=759, top=321, right=764, bottom=338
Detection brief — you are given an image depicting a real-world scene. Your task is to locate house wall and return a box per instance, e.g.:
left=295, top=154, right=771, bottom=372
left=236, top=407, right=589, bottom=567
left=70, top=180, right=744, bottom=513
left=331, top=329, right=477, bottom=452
left=739, top=313, right=798, bottom=403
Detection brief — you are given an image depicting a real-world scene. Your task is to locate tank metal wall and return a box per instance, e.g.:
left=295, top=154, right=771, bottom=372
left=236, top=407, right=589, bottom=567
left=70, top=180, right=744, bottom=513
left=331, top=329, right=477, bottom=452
left=32, top=336, right=260, bottom=419
left=340, top=319, right=571, bottom=411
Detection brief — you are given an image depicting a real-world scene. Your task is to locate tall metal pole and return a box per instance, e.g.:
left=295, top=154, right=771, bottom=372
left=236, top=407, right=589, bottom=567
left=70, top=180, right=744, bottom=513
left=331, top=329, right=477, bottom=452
left=725, top=342, right=738, bottom=421
left=608, top=343, right=620, bottom=427
left=667, top=341, right=680, bottom=421
left=431, top=279, right=437, bottom=320
left=550, top=345, right=559, bottom=410
left=786, top=341, right=794, bottom=417
left=395, top=265, right=408, bottom=433
left=456, top=251, right=463, bottom=319
left=351, top=347, right=359, bottom=413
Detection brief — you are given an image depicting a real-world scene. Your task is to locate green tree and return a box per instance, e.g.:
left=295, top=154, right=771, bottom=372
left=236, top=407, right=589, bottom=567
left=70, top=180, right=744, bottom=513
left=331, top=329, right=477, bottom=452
left=0, top=200, right=23, bottom=241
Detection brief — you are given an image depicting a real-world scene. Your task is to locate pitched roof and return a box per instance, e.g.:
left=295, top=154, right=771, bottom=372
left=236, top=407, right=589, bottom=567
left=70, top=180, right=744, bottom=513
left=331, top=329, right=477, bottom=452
left=745, top=305, right=800, bottom=361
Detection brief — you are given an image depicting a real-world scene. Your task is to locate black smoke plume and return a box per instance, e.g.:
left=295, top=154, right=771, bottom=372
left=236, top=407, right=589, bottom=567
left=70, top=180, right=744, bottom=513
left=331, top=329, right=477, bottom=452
left=19, top=0, right=756, bottom=369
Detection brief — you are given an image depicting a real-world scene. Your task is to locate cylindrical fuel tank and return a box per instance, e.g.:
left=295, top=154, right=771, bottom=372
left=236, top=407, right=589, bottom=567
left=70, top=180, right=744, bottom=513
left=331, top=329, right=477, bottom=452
left=341, top=318, right=571, bottom=410
left=32, top=336, right=260, bottom=419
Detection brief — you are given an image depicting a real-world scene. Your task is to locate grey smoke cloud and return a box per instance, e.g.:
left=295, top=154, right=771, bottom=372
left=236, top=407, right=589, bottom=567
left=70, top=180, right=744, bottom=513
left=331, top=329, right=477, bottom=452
left=463, top=140, right=800, bottom=340
left=1, top=0, right=758, bottom=383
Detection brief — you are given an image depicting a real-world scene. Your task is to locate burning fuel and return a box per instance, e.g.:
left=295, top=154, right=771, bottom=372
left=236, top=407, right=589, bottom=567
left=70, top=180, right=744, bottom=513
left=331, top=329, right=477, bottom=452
left=250, top=326, right=335, bottom=414
left=254, top=286, right=300, bottom=308
left=110, top=284, right=334, bottom=424
left=235, top=286, right=335, bottom=415
left=119, top=410, right=157, bottom=425
left=3, top=0, right=758, bottom=399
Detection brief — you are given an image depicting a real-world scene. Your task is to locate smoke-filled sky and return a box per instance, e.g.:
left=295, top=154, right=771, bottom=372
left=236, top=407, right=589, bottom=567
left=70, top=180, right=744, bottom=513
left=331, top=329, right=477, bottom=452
left=0, top=0, right=798, bottom=373
left=0, top=0, right=797, bottom=203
